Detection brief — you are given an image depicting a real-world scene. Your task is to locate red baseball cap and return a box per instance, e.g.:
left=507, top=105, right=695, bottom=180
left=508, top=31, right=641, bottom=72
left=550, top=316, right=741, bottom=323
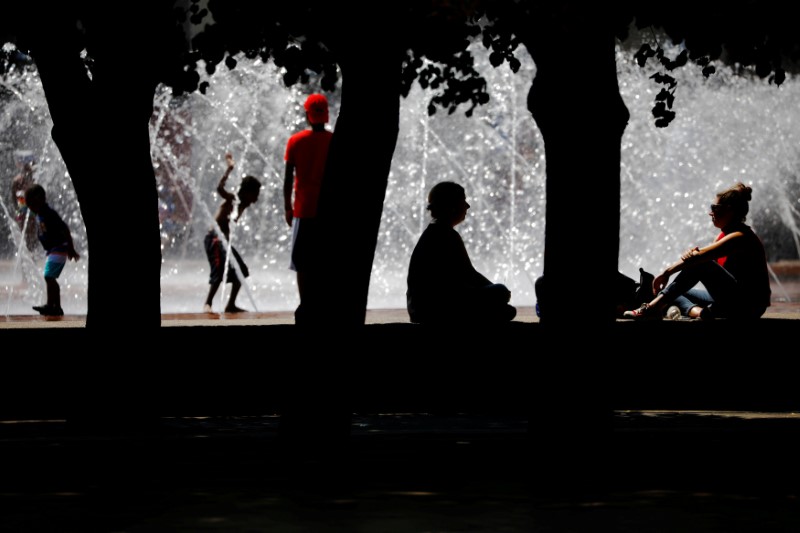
left=304, top=94, right=329, bottom=125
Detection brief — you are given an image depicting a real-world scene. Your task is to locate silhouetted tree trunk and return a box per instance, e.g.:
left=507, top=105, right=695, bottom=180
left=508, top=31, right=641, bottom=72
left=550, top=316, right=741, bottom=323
left=520, top=6, right=627, bottom=449
left=522, top=6, right=629, bottom=328
left=26, top=5, right=163, bottom=333
left=83, top=10, right=163, bottom=333
left=24, top=4, right=166, bottom=424
left=297, top=18, right=403, bottom=327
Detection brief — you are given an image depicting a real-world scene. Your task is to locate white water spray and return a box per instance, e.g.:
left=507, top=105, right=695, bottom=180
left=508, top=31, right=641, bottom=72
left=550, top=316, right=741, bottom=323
left=2, top=37, right=799, bottom=316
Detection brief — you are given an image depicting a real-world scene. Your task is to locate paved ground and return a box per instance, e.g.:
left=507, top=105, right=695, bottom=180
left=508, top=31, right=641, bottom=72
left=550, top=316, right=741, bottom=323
left=2, top=411, right=800, bottom=532
left=1, top=299, right=799, bottom=328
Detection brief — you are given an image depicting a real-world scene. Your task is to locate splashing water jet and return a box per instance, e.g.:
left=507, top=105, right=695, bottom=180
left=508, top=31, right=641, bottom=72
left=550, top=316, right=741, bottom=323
left=1, top=39, right=798, bottom=315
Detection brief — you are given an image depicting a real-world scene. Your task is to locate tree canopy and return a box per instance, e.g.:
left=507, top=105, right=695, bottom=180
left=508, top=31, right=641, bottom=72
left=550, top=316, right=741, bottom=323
left=5, top=2, right=799, bottom=128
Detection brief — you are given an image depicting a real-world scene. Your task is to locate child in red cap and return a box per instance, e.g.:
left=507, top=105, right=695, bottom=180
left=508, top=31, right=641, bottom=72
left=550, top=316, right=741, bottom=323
left=283, top=94, right=333, bottom=302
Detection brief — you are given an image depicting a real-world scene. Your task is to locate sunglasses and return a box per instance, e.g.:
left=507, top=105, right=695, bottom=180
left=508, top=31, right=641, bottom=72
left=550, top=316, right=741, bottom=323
left=709, top=203, right=727, bottom=213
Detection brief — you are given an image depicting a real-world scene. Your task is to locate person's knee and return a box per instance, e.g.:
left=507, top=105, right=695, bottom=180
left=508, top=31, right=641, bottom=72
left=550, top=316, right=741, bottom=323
left=485, top=283, right=511, bottom=303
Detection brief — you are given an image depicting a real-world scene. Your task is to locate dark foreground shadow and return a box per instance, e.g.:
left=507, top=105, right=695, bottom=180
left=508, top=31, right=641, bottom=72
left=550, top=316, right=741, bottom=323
left=2, top=319, right=799, bottom=422
left=2, top=411, right=800, bottom=532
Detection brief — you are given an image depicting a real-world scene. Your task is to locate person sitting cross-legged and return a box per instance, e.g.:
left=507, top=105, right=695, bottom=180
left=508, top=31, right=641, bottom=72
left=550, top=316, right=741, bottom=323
left=406, top=181, right=516, bottom=324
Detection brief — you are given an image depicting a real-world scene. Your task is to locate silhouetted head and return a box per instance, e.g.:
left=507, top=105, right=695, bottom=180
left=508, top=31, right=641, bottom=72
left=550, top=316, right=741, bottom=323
left=238, top=175, right=262, bottom=208
left=304, top=94, right=329, bottom=125
left=427, top=181, right=469, bottom=227
left=710, top=182, right=751, bottom=227
left=23, top=183, right=46, bottom=214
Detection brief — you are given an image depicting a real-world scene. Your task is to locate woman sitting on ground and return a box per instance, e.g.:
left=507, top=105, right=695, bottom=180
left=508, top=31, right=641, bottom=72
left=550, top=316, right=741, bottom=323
left=406, top=181, right=517, bottom=324
left=624, top=181, right=771, bottom=320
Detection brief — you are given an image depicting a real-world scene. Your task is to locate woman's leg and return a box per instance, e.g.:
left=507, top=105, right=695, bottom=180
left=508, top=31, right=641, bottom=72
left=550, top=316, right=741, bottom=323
left=627, top=261, right=729, bottom=319
left=660, top=262, right=733, bottom=302
left=662, top=261, right=738, bottom=318
left=672, top=288, right=713, bottom=317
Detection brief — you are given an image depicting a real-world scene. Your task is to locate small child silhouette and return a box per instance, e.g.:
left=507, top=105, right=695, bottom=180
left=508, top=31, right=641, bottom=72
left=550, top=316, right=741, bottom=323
left=24, top=184, right=80, bottom=317
left=203, top=153, right=261, bottom=314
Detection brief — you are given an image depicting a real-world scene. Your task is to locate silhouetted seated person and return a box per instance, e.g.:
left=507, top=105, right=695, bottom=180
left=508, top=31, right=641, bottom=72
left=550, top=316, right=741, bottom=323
left=623, top=182, right=771, bottom=320
left=406, top=181, right=517, bottom=324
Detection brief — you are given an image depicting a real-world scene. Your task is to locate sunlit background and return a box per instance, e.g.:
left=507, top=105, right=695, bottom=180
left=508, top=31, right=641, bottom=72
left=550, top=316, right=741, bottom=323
left=2, top=37, right=799, bottom=315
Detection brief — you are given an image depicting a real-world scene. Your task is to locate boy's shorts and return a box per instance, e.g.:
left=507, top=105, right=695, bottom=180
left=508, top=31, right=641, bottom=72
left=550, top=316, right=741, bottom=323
left=43, top=252, right=67, bottom=279
left=289, top=217, right=319, bottom=272
left=205, top=231, right=247, bottom=284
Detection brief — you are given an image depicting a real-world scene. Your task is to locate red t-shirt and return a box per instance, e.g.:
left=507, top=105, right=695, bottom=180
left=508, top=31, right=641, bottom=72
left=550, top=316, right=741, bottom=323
left=715, top=231, right=727, bottom=267
left=284, top=129, right=332, bottom=218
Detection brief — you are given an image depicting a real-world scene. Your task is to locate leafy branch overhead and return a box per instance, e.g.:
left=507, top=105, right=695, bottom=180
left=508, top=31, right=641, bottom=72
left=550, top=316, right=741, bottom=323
left=634, top=42, right=715, bottom=127
left=6, top=2, right=798, bottom=127
left=627, top=2, right=799, bottom=128
left=401, top=48, right=491, bottom=118
left=406, top=9, right=523, bottom=118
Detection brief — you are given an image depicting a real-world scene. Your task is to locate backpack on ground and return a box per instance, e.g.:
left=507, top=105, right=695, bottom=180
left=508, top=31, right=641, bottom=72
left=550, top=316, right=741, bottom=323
left=535, top=267, right=655, bottom=318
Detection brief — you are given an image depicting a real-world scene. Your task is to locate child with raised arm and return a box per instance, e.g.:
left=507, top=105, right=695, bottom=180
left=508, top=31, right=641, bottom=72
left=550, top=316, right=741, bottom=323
left=24, top=184, right=80, bottom=317
left=11, top=151, right=38, bottom=252
left=203, top=153, right=261, bottom=314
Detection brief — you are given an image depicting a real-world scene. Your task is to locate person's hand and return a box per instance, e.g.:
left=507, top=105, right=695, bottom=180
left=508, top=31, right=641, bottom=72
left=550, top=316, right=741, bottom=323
left=680, top=246, right=700, bottom=262
left=653, top=272, right=669, bottom=294
left=225, top=152, right=234, bottom=170
left=68, top=248, right=80, bottom=261
left=285, top=208, right=293, bottom=227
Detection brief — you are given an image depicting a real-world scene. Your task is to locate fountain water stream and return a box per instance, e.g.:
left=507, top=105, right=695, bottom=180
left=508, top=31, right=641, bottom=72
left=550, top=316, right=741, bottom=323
left=1, top=39, right=798, bottom=315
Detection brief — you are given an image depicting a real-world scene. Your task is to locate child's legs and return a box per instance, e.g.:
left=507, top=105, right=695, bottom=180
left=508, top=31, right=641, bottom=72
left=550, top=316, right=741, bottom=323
left=206, top=280, right=221, bottom=306
left=225, top=278, right=242, bottom=311
left=45, top=277, right=60, bottom=307
left=205, top=232, right=224, bottom=306
left=205, top=232, right=225, bottom=279
left=288, top=218, right=300, bottom=272
left=296, top=271, right=307, bottom=301
left=43, top=253, right=67, bottom=307
left=291, top=218, right=318, bottom=301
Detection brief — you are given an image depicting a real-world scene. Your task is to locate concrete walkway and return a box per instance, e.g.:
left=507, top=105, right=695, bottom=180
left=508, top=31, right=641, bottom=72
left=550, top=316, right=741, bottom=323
left=1, top=299, right=799, bottom=328
left=2, top=284, right=800, bottom=529
left=2, top=410, right=800, bottom=532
